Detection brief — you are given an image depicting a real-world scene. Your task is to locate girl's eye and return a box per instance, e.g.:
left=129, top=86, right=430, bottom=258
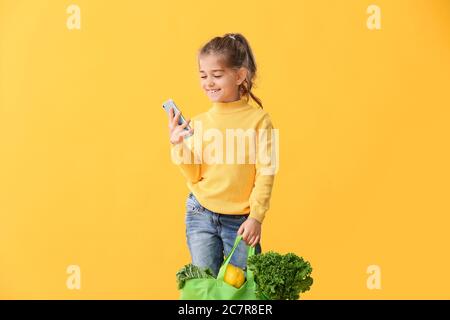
left=200, top=75, right=222, bottom=79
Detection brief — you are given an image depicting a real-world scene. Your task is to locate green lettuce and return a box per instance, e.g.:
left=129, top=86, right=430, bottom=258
left=176, top=264, right=214, bottom=289
left=247, top=251, right=313, bottom=300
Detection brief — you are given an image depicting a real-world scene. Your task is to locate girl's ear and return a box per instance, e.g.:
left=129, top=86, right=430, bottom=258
left=236, top=67, right=248, bottom=86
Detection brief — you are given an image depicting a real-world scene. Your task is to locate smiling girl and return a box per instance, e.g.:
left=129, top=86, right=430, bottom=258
left=167, top=33, right=276, bottom=277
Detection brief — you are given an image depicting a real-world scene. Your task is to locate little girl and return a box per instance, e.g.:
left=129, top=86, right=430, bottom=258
left=167, top=33, right=276, bottom=277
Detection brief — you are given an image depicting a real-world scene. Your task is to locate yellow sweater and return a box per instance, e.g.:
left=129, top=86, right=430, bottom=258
left=170, top=97, right=276, bottom=223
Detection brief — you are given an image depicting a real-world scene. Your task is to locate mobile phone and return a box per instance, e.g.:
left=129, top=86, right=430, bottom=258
left=162, top=99, right=193, bottom=137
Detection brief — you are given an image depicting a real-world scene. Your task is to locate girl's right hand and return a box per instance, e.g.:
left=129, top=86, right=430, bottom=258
left=168, top=107, right=194, bottom=145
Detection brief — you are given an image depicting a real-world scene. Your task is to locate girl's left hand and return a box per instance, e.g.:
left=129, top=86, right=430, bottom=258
left=237, top=217, right=261, bottom=247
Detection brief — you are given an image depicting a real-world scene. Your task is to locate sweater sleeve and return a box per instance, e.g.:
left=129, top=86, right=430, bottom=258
left=249, top=114, right=277, bottom=223
left=170, top=137, right=202, bottom=184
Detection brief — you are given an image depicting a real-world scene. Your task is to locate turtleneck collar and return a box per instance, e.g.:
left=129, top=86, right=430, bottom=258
left=210, top=97, right=252, bottom=114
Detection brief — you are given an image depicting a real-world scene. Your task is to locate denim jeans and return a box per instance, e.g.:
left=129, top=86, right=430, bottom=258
left=185, top=192, right=262, bottom=277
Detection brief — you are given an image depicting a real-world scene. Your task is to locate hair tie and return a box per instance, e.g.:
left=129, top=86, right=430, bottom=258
left=228, top=34, right=236, bottom=40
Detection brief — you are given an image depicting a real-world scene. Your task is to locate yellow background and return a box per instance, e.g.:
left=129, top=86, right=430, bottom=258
left=1, top=0, right=450, bottom=299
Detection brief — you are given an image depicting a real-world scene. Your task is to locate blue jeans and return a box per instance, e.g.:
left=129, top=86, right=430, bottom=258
left=185, top=192, right=262, bottom=277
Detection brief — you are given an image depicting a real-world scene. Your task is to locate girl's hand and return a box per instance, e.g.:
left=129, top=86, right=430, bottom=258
left=168, top=107, right=194, bottom=145
left=237, top=217, right=261, bottom=247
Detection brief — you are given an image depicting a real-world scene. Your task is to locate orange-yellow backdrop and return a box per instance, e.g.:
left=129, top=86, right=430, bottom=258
left=1, top=0, right=449, bottom=299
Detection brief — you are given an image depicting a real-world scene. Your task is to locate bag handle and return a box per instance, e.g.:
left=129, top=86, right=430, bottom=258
left=217, top=235, right=256, bottom=286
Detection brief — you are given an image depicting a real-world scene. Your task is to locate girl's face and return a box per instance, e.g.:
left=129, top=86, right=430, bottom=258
left=198, top=53, right=247, bottom=103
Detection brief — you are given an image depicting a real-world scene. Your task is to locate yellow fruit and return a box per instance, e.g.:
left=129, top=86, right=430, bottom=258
left=223, top=264, right=245, bottom=288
